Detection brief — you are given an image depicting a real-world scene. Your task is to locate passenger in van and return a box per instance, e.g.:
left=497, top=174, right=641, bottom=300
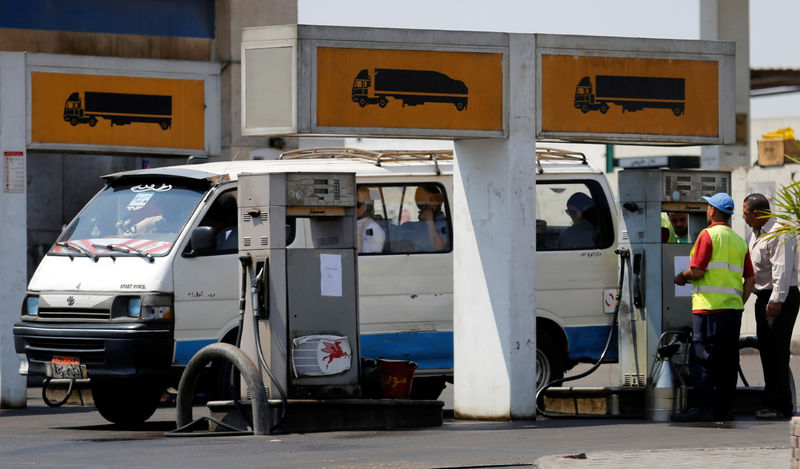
left=357, top=186, right=386, bottom=253
left=413, top=184, right=450, bottom=252
left=557, top=192, right=596, bottom=249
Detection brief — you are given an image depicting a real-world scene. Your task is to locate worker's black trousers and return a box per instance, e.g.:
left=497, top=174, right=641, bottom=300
left=755, top=286, right=800, bottom=416
left=689, top=310, right=742, bottom=417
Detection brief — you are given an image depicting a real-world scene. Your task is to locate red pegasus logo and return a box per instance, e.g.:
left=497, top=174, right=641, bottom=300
left=321, top=341, right=348, bottom=367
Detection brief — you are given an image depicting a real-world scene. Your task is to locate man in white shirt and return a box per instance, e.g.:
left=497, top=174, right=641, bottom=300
left=743, top=193, right=799, bottom=420
left=357, top=186, right=385, bottom=253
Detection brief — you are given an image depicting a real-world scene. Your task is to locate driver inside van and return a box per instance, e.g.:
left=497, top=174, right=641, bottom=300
left=357, top=186, right=386, bottom=253
left=202, top=192, right=238, bottom=250
left=557, top=192, right=597, bottom=249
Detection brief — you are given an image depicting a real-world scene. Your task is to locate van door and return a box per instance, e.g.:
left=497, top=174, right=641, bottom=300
left=172, top=189, right=239, bottom=365
left=355, top=182, right=454, bottom=372
left=535, top=178, right=618, bottom=362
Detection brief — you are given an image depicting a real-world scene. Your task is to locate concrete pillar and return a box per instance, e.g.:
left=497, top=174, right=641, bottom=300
left=0, top=52, right=28, bottom=408
left=453, top=34, right=537, bottom=419
left=700, top=0, right=750, bottom=168
left=215, top=0, right=298, bottom=161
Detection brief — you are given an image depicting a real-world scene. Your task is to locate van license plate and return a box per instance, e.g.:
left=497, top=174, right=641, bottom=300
left=48, top=356, right=85, bottom=379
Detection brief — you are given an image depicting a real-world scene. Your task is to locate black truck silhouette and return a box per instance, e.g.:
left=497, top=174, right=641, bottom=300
left=351, top=68, right=468, bottom=111
left=574, top=75, right=685, bottom=116
left=63, top=91, right=173, bottom=130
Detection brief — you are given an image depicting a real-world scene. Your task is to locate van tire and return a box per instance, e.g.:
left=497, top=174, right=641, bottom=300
left=90, top=378, right=162, bottom=426
left=537, top=333, right=564, bottom=390
left=209, top=353, right=240, bottom=400
left=410, top=377, right=447, bottom=400
left=206, top=330, right=240, bottom=400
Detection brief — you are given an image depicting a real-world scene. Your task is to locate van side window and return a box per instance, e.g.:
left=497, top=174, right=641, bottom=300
left=358, top=183, right=452, bottom=255
left=190, top=189, right=238, bottom=255
left=536, top=180, right=613, bottom=251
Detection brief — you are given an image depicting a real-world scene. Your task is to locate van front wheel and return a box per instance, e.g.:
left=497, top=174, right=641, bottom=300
left=537, top=333, right=564, bottom=391
left=90, top=377, right=163, bottom=426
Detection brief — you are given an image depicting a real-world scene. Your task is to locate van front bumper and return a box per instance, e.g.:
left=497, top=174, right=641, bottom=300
left=13, top=321, right=173, bottom=380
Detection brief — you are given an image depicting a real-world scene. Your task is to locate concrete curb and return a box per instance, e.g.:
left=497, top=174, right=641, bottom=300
left=534, top=447, right=788, bottom=468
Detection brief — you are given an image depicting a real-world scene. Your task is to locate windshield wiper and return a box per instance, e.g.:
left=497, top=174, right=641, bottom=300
left=55, top=241, right=98, bottom=262
left=93, top=243, right=154, bottom=263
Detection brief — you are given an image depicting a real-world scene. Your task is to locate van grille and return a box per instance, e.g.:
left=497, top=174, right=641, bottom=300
left=24, top=337, right=106, bottom=363
left=38, top=308, right=110, bottom=320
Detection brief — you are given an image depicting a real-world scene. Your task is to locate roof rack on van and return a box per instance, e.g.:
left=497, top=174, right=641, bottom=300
left=534, top=147, right=588, bottom=174
left=279, top=147, right=453, bottom=175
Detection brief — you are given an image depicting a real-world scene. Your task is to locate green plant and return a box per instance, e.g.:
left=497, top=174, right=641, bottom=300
left=760, top=147, right=800, bottom=241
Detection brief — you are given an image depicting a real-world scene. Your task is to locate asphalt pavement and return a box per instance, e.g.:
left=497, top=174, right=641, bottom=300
left=0, top=354, right=795, bottom=469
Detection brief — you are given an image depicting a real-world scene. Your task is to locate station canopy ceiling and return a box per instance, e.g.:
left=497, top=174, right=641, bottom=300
left=751, top=68, right=800, bottom=97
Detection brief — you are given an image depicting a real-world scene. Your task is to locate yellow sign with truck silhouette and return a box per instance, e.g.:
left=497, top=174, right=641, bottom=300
left=316, top=47, right=503, bottom=132
left=541, top=55, right=720, bottom=138
left=31, top=72, right=205, bottom=150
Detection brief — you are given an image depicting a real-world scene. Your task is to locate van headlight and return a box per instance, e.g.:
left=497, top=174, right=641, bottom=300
left=22, top=295, right=39, bottom=316
left=114, top=294, right=173, bottom=321
left=140, top=304, right=173, bottom=320
left=127, top=297, right=142, bottom=318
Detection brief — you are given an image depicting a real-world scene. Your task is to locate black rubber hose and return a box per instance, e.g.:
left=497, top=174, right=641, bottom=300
left=536, top=247, right=634, bottom=418
left=42, top=377, right=74, bottom=408
left=251, top=294, right=289, bottom=432
left=235, top=255, right=248, bottom=349
left=174, top=342, right=269, bottom=435
left=241, top=257, right=288, bottom=432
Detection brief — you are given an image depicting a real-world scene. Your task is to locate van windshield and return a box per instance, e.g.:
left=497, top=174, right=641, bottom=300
left=53, top=179, right=207, bottom=258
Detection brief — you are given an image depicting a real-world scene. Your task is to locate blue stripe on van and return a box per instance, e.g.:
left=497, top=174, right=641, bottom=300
left=0, top=0, right=214, bottom=38
left=174, top=339, right=216, bottom=365
left=175, top=326, right=618, bottom=369
left=361, top=331, right=454, bottom=371
left=565, top=325, right=618, bottom=362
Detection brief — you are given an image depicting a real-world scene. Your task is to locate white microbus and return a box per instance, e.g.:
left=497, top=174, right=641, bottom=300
left=14, top=148, right=619, bottom=424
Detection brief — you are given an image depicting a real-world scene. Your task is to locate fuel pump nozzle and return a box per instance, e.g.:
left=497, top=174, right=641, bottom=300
left=239, top=252, right=286, bottom=430
left=536, top=246, right=634, bottom=418
left=240, top=253, right=267, bottom=318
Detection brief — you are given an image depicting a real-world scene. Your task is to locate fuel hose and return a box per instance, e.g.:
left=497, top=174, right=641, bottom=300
left=535, top=247, right=637, bottom=418
left=242, top=254, right=288, bottom=432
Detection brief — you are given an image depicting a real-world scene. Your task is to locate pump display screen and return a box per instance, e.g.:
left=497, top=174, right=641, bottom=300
left=662, top=171, right=730, bottom=203
left=286, top=173, right=355, bottom=207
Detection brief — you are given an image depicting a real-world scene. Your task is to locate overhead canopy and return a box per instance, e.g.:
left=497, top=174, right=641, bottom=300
left=751, top=68, right=800, bottom=96
left=241, top=25, right=736, bottom=146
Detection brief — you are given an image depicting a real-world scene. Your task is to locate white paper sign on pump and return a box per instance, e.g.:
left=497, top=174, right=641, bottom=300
left=320, top=253, right=342, bottom=297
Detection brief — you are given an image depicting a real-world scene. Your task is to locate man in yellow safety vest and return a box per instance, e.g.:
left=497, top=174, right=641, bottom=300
left=672, top=192, right=755, bottom=422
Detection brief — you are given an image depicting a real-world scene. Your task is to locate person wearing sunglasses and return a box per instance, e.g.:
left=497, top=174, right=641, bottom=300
left=414, top=184, right=450, bottom=252
left=557, top=192, right=597, bottom=249
left=356, top=186, right=385, bottom=253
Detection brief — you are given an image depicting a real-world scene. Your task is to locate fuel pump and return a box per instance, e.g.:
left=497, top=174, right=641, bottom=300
left=617, top=169, right=731, bottom=418
left=238, top=171, right=361, bottom=400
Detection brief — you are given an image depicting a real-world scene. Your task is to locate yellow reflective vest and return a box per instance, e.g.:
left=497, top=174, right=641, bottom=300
left=690, top=224, right=748, bottom=311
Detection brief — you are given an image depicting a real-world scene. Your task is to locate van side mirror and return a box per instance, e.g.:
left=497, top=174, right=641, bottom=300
left=191, top=226, right=216, bottom=253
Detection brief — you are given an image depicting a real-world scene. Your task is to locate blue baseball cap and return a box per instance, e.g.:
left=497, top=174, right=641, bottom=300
left=702, top=192, right=734, bottom=215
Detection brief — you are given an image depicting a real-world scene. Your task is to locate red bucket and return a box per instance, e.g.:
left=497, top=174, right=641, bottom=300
left=377, top=359, right=417, bottom=398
